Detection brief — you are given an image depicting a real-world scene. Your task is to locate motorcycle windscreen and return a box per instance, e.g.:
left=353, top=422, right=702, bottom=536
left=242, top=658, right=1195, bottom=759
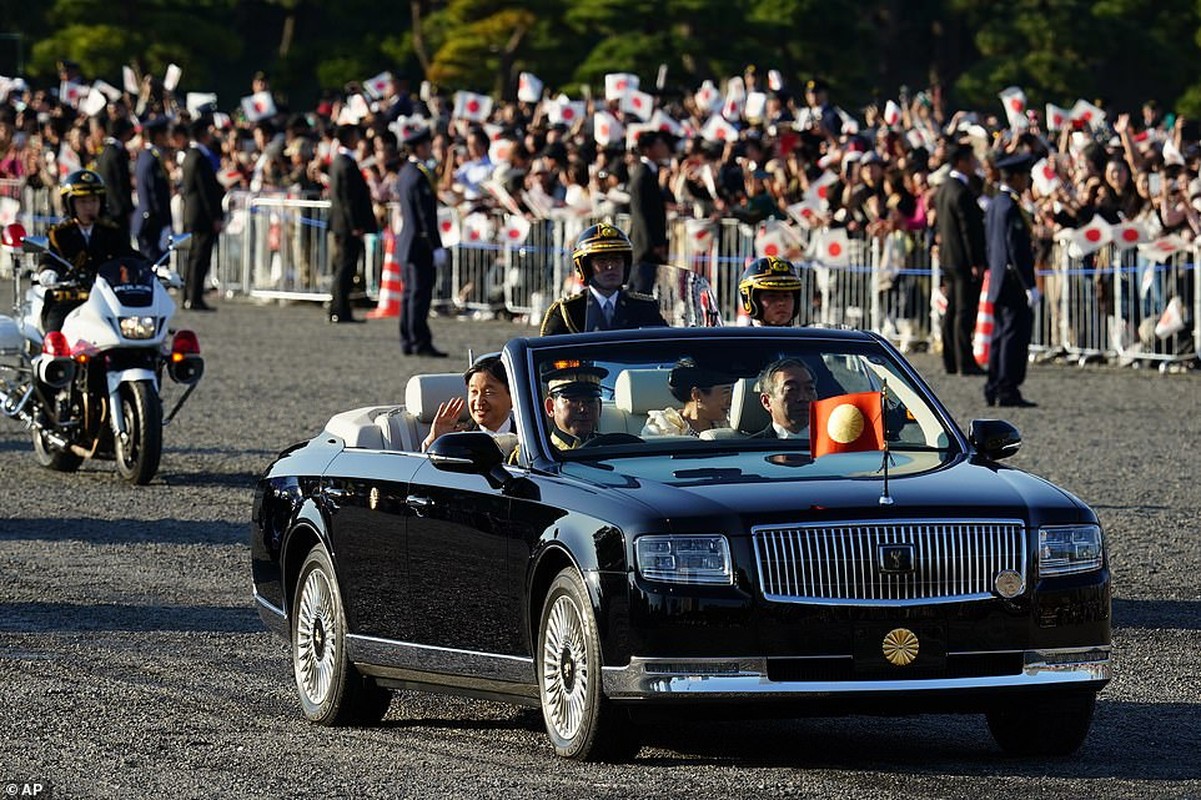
left=97, top=258, right=157, bottom=308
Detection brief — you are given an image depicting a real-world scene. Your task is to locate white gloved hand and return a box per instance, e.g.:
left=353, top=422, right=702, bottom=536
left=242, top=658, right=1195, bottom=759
left=37, top=269, right=60, bottom=287
left=433, top=247, right=449, bottom=269
left=1025, top=287, right=1042, bottom=308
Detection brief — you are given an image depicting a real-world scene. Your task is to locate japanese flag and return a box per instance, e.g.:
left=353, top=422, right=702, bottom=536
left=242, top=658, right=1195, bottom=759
left=1069, top=217, right=1112, bottom=257
left=241, top=91, right=277, bottom=122
left=0, top=197, right=19, bottom=226
left=502, top=214, right=531, bottom=245
left=722, top=76, right=746, bottom=121
left=122, top=66, right=139, bottom=95
left=488, top=137, right=515, bottom=164
left=461, top=212, right=494, bottom=244
left=1031, top=158, right=1061, bottom=196
left=593, top=110, right=624, bottom=148
left=744, top=91, right=768, bottom=122
left=364, top=71, right=394, bottom=100
left=1111, top=221, right=1146, bottom=250
left=694, top=80, right=722, bottom=114
left=1071, top=98, right=1106, bottom=129
left=437, top=207, right=460, bottom=248
left=605, top=72, right=639, bottom=102
left=882, top=99, right=902, bottom=127
left=1045, top=103, right=1071, bottom=131
left=625, top=122, right=654, bottom=153
left=755, top=224, right=788, bottom=259
left=767, top=69, right=783, bottom=92
left=649, top=109, right=685, bottom=137
left=815, top=227, right=850, bottom=266
left=1155, top=297, right=1188, bottom=339
left=786, top=200, right=823, bottom=228
left=998, top=86, right=1028, bottom=129
left=837, top=107, right=860, bottom=135
left=621, top=88, right=655, bottom=122
left=452, top=90, right=492, bottom=123
left=186, top=92, right=218, bottom=116
left=59, top=81, right=87, bottom=108
left=684, top=218, right=715, bottom=252
left=92, top=79, right=122, bottom=101
left=804, top=170, right=840, bottom=209
left=1138, top=235, right=1187, bottom=264
left=547, top=97, right=586, bottom=127
left=80, top=88, right=108, bottom=117
left=517, top=72, right=543, bottom=103
left=701, top=114, right=738, bottom=144
left=163, top=63, right=182, bottom=92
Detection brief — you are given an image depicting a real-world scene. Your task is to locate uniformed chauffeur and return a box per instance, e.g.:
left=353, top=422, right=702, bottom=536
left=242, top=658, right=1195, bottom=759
left=539, top=223, right=668, bottom=335
left=542, top=361, right=609, bottom=450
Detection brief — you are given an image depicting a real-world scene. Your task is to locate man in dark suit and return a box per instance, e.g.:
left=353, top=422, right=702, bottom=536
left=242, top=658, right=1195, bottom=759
left=984, top=152, right=1039, bottom=408
left=627, top=130, right=672, bottom=294
left=749, top=358, right=818, bottom=439
left=38, top=169, right=139, bottom=332
left=395, top=124, right=448, bottom=356
left=92, top=116, right=135, bottom=242
left=539, top=223, right=668, bottom=335
left=326, top=124, right=377, bottom=324
left=935, top=143, right=987, bottom=375
left=132, top=116, right=172, bottom=261
left=179, top=117, right=224, bottom=311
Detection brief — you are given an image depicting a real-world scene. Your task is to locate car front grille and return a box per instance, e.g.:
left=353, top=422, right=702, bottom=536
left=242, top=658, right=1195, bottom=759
left=752, top=520, right=1027, bottom=605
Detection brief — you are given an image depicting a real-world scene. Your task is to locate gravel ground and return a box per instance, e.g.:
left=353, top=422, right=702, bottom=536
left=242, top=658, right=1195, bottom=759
left=1, top=299, right=1198, bottom=799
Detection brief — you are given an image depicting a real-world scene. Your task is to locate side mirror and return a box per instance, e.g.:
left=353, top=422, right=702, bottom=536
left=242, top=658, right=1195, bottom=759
left=968, top=419, right=1021, bottom=460
left=168, top=232, right=193, bottom=248
left=428, top=431, right=510, bottom=488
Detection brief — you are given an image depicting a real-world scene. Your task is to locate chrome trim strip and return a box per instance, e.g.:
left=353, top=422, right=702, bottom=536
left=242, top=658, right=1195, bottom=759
left=602, top=649, right=1110, bottom=698
left=346, top=634, right=534, bottom=684
left=253, top=591, right=285, bottom=619
left=753, top=518, right=1027, bottom=605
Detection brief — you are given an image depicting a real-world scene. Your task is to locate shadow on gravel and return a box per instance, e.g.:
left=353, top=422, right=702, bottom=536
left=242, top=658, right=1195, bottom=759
left=0, top=602, right=260, bottom=633
left=1113, top=597, right=1201, bottom=630
left=628, top=701, right=1200, bottom=779
left=159, top=470, right=260, bottom=490
left=0, top=518, right=246, bottom=546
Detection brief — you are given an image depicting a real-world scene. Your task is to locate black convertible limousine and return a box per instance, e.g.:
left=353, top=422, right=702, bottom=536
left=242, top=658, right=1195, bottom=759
left=251, top=327, right=1111, bottom=760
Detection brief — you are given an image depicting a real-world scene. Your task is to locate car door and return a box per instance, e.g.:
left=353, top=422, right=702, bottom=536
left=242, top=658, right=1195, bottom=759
left=323, top=449, right=424, bottom=642
left=403, top=460, right=523, bottom=660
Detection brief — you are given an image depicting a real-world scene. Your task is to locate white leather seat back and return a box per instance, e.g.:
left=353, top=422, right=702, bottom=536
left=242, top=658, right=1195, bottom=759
left=729, top=377, right=770, bottom=434
left=614, top=369, right=676, bottom=435
left=404, top=373, right=469, bottom=423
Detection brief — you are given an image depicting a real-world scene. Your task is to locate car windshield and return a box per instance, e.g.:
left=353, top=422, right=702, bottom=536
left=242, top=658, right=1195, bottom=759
left=527, top=334, right=958, bottom=472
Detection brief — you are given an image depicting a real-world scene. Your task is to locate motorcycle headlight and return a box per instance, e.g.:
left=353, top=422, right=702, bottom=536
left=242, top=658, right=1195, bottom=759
left=119, top=316, right=158, bottom=340
left=1038, top=524, right=1104, bottom=577
left=635, top=535, right=733, bottom=585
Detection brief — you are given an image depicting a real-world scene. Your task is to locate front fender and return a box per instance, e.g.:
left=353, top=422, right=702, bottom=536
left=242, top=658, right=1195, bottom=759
left=105, top=367, right=158, bottom=394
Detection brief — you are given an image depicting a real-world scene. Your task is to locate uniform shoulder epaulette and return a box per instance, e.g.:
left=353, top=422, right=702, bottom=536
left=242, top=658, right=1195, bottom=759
left=626, top=290, right=657, bottom=302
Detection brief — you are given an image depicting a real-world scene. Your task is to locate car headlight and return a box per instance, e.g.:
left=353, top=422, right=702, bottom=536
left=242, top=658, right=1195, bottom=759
left=1038, top=524, right=1104, bottom=577
left=119, top=316, right=158, bottom=340
left=635, top=535, right=732, bottom=585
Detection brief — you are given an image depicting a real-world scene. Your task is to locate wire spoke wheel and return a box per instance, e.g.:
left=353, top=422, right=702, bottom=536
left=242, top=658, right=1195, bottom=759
left=541, top=594, right=589, bottom=742
left=295, top=565, right=337, bottom=708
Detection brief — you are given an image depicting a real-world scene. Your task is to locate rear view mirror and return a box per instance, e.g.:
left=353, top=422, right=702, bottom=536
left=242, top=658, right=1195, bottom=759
left=969, top=419, right=1021, bottom=460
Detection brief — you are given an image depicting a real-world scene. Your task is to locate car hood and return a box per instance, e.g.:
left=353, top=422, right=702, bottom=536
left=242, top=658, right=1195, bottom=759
left=556, top=452, right=1091, bottom=529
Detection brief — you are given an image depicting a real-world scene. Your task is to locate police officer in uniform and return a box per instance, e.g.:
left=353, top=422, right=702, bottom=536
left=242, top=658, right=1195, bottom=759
left=395, top=123, right=448, bottom=356
left=539, top=223, right=667, bottom=335
left=984, top=152, right=1039, bottom=408
left=133, top=116, right=172, bottom=262
left=542, top=361, right=608, bottom=450
left=737, top=256, right=804, bottom=326
left=39, top=169, right=139, bottom=332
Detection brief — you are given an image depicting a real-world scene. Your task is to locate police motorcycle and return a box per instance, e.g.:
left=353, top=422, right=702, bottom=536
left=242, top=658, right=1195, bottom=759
left=0, top=223, right=204, bottom=485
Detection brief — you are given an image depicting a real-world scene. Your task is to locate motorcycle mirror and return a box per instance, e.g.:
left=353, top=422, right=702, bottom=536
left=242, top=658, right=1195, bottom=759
left=168, top=233, right=193, bottom=248
left=2, top=222, right=27, bottom=248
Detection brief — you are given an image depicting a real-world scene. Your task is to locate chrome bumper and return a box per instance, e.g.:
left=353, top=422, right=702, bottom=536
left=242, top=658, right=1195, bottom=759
left=602, top=647, right=1111, bottom=698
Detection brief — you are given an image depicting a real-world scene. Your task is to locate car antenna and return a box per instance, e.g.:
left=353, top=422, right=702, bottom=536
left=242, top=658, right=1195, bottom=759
left=879, top=379, right=894, bottom=506
left=467, top=346, right=474, bottom=367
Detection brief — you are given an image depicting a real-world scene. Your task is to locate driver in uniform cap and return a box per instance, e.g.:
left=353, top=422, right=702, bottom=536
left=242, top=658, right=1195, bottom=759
left=542, top=360, right=609, bottom=450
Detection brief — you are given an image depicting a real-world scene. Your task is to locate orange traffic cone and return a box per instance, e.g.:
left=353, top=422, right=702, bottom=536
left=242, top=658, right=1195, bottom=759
left=368, top=230, right=403, bottom=319
left=972, top=272, right=994, bottom=368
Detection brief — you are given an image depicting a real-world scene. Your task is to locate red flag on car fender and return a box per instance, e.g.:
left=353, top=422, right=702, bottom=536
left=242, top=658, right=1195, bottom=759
left=810, top=392, right=885, bottom=459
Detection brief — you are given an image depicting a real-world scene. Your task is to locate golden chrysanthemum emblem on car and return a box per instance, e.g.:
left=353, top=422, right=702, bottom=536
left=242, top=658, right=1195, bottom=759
left=882, top=627, right=920, bottom=666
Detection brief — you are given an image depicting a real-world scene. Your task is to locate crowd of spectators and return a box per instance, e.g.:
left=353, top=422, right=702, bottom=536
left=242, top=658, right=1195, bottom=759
left=0, top=63, right=1198, bottom=330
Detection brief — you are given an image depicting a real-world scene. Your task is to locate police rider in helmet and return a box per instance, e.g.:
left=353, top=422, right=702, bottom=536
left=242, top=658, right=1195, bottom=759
left=39, top=169, right=139, bottom=332
left=539, top=222, right=668, bottom=335
left=737, top=256, right=804, bottom=327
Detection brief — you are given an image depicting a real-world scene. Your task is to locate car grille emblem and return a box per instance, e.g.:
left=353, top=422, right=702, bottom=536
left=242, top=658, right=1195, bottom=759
left=878, top=543, right=915, bottom=574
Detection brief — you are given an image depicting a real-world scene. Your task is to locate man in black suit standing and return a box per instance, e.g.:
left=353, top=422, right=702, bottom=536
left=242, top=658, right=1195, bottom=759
left=539, top=223, right=667, bottom=335
left=395, top=124, right=448, bottom=356
left=133, top=116, right=172, bottom=261
left=179, top=117, right=224, bottom=311
left=934, top=143, right=987, bottom=375
left=984, top=152, right=1038, bottom=407
left=627, top=130, right=672, bottom=295
left=327, top=124, right=377, bottom=324
left=92, top=116, right=135, bottom=243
